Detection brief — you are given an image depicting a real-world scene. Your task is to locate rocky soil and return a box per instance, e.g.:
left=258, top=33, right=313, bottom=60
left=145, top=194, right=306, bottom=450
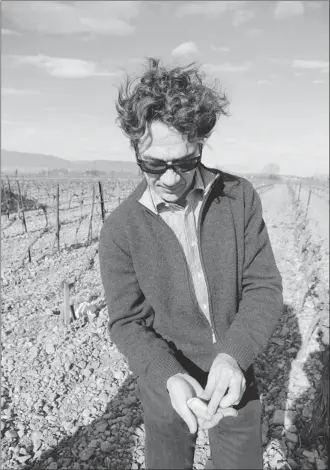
left=1, top=182, right=329, bottom=470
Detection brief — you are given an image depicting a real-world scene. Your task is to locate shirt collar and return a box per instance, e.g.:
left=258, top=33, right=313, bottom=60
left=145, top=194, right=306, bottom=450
left=149, top=166, right=205, bottom=212
left=138, top=165, right=221, bottom=214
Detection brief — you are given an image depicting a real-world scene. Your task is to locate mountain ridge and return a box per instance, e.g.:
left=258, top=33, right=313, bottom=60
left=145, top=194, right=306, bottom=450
left=1, top=149, right=140, bottom=177
left=2, top=149, right=327, bottom=181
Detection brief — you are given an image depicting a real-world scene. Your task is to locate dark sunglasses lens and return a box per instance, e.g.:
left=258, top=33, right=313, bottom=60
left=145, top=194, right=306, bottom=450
left=140, top=162, right=167, bottom=174
left=177, top=158, right=199, bottom=172
left=139, top=156, right=200, bottom=174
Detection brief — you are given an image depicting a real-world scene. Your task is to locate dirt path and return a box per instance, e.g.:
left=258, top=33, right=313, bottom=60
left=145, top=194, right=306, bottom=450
left=255, top=184, right=327, bottom=470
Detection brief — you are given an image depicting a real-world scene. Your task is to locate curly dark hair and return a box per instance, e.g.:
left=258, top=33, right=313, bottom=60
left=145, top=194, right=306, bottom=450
left=115, top=57, right=229, bottom=149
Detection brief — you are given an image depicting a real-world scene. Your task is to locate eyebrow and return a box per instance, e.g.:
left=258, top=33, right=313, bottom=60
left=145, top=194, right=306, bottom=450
left=142, top=151, right=197, bottom=163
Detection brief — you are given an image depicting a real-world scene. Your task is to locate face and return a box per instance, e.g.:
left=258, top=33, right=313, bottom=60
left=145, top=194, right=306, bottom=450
left=137, top=121, right=201, bottom=203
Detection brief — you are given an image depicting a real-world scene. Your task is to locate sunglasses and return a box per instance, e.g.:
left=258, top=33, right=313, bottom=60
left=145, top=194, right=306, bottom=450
left=134, top=142, right=203, bottom=175
left=136, top=155, right=202, bottom=175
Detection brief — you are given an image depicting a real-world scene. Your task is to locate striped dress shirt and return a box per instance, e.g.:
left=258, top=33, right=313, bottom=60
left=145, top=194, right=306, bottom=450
left=145, top=167, right=217, bottom=343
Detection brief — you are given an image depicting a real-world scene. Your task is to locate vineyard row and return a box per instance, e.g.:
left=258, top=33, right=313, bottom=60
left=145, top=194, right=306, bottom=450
left=1, top=180, right=323, bottom=272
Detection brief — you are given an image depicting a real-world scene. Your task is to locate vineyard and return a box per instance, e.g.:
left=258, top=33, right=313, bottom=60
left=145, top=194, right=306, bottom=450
left=1, top=177, right=139, bottom=268
left=1, top=174, right=329, bottom=470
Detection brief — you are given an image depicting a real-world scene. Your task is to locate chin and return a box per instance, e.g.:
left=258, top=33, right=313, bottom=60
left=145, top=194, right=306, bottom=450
left=161, top=192, right=181, bottom=202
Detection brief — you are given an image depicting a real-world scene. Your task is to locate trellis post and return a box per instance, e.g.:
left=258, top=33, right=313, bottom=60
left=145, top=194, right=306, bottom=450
left=87, top=184, right=96, bottom=244
left=61, top=281, right=71, bottom=326
left=297, top=182, right=302, bottom=202
left=98, top=181, right=105, bottom=223
left=305, top=189, right=312, bottom=220
left=55, top=183, right=60, bottom=251
left=17, top=180, right=31, bottom=262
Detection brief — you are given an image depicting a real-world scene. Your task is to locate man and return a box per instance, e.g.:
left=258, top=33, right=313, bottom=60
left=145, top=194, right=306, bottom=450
left=99, top=58, right=283, bottom=469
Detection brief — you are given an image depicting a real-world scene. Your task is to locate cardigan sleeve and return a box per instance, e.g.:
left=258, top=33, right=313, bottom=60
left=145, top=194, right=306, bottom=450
left=99, top=214, right=188, bottom=390
left=216, top=181, right=284, bottom=370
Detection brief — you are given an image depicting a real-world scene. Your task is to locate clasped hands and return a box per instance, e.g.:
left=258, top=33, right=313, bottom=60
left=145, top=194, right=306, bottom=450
left=166, top=353, right=246, bottom=434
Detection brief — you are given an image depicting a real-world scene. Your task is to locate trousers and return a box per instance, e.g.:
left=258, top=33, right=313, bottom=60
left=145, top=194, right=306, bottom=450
left=137, top=357, right=262, bottom=470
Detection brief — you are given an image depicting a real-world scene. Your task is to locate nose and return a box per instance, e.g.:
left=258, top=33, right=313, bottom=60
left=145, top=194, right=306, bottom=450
left=160, top=168, right=181, bottom=187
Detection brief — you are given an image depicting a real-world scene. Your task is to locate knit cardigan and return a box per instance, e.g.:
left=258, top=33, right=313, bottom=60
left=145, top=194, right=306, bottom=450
left=99, top=165, right=283, bottom=391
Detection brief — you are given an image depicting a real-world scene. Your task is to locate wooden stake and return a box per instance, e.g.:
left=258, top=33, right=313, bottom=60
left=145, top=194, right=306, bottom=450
left=17, top=180, right=31, bottom=262
left=297, top=182, right=302, bottom=202
left=19, top=226, right=50, bottom=267
left=56, top=183, right=60, bottom=251
left=80, top=186, right=84, bottom=218
left=87, top=184, right=96, bottom=244
left=63, top=281, right=71, bottom=326
left=70, top=304, right=77, bottom=321
left=98, top=181, right=105, bottom=223
left=305, top=188, right=312, bottom=220
left=2, top=180, right=9, bottom=218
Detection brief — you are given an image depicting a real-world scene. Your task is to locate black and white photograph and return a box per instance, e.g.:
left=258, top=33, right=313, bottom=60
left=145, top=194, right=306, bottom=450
left=1, top=2, right=329, bottom=470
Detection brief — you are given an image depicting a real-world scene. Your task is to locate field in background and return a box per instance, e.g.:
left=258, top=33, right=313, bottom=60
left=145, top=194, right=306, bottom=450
left=1, top=177, right=140, bottom=271
left=1, top=174, right=328, bottom=271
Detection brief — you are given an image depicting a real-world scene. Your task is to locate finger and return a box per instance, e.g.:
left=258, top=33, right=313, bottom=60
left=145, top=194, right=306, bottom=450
left=200, top=410, right=223, bottom=430
left=200, top=407, right=238, bottom=430
left=207, top=383, right=228, bottom=416
left=187, top=398, right=212, bottom=420
left=200, top=409, right=227, bottom=430
left=219, top=379, right=241, bottom=408
left=220, top=407, right=238, bottom=418
left=198, top=369, right=217, bottom=401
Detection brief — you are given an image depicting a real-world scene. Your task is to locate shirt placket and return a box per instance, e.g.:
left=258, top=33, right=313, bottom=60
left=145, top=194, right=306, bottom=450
left=184, top=199, right=211, bottom=321
left=160, top=194, right=216, bottom=344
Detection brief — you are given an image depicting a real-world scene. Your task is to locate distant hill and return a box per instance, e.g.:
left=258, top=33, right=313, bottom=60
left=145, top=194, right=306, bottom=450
left=1, top=149, right=255, bottom=178
left=4, top=149, right=324, bottom=182
left=1, top=149, right=140, bottom=178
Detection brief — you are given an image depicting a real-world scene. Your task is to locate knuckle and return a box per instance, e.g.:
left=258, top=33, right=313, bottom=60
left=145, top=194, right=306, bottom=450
left=231, top=394, right=240, bottom=405
left=234, top=388, right=242, bottom=398
left=215, top=383, right=227, bottom=395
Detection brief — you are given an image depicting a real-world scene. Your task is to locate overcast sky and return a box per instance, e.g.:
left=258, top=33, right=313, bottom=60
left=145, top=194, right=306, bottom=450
left=1, top=1, right=329, bottom=176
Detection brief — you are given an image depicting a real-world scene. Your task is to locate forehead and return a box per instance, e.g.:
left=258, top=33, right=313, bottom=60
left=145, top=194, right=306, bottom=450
left=139, top=121, right=197, bottom=159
